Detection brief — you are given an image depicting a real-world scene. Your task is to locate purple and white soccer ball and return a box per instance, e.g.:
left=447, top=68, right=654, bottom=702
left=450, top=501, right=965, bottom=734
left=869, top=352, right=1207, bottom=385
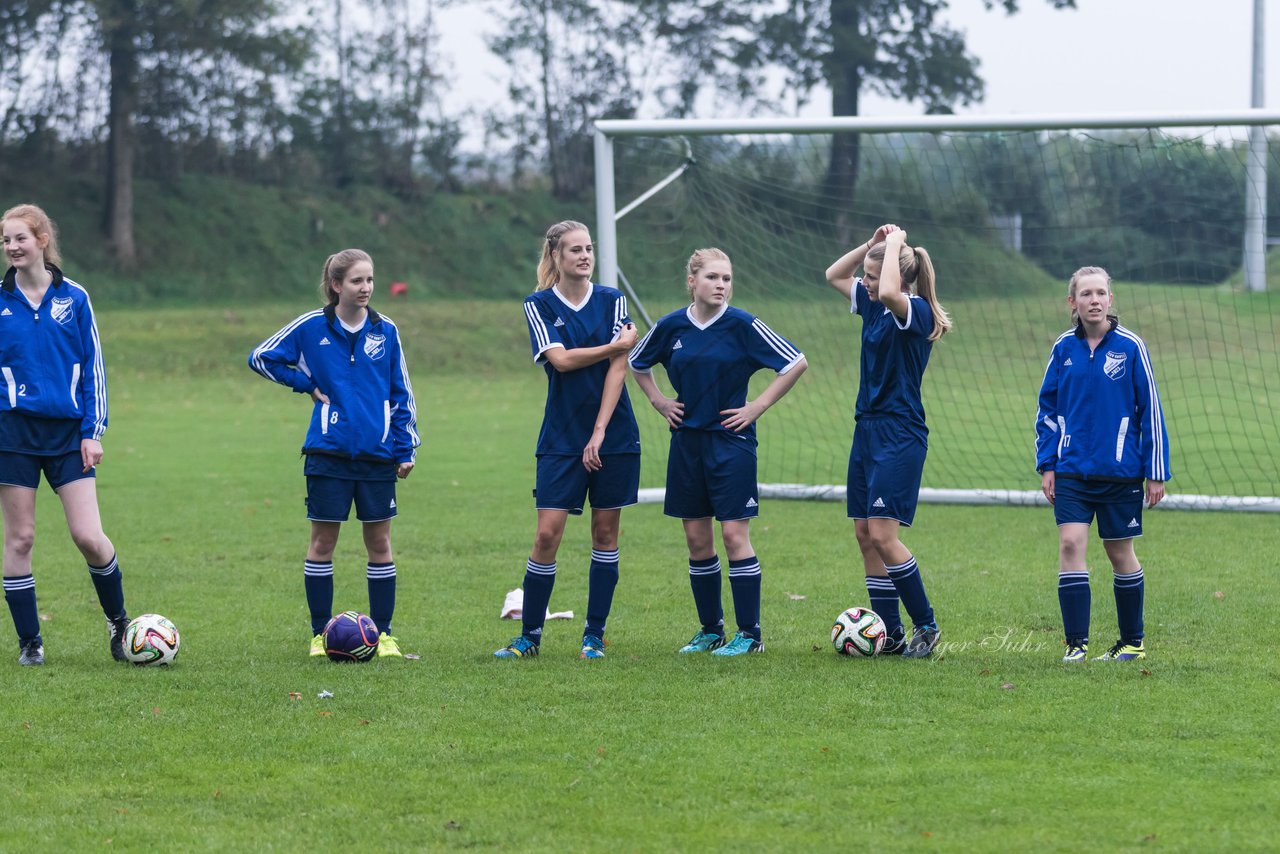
left=322, top=611, right=379, bottom=662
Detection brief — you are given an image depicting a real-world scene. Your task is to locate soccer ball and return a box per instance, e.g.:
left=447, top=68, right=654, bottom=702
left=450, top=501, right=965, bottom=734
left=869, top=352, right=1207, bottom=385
left=124, top=613, right=181, bottom=666
left=323, top=611, right=379, bottom=662
left=832, top=607, right=887, bottom=657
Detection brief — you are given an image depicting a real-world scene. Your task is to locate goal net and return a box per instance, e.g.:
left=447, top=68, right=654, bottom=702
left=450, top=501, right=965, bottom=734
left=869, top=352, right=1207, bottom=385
left=594, top=113, right=1280, bottom=512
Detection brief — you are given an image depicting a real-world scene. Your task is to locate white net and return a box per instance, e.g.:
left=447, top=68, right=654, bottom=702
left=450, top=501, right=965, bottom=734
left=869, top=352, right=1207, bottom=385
left=607, top=122, right=1280, bottom=510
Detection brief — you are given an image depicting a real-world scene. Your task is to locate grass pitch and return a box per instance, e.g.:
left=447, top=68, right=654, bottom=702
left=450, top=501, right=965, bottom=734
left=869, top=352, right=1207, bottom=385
left=2, top=302, right=1277, bottom=851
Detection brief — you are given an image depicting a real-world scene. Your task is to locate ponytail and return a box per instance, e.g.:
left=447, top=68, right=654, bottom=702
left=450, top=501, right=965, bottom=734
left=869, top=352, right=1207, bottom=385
left=536, top=220, right=590, bottom=292
left=867, top=240, right=951, bottom=340
left=2, top=203, right=61, bottom=267
left=319, top=248, right=373, bottom=305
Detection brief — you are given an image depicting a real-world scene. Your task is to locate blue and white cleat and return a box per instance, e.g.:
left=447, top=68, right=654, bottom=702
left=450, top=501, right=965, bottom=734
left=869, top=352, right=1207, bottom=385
left=710, top=631, right=764, bottom=656
left=678, top=630, right=727, bottom=654
left=902, top=623, right=941, bottom=659
left=494, top=636, right=540, bottom=659
left=580, top=634, right=605, bottom=660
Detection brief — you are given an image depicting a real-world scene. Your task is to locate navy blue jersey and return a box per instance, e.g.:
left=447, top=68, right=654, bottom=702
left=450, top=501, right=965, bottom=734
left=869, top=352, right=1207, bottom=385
left=524, top=283, right=640, bottom=457
left=0, top=264, right=107, bottom=454
left=851, top=279, right=934, bottom=436
left=1035, top=319, right=1171, bottom=482
left=249, top=305, right=419, bottom=464
left=629, top=304, right=804, bottom=443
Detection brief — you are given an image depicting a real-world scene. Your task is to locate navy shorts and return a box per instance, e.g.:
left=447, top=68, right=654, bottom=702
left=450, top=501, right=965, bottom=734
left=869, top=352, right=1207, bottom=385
left=535, top=453, right=640, bottom=514
left=0, top=450, right=93, bottom=491
left=1053, top=477, right=1144, bottom=540
left=664, top=429, right=759, bottom=522
left=846, top=419, right=927, bottom=526
left=306, top=476, right=397, bottom=523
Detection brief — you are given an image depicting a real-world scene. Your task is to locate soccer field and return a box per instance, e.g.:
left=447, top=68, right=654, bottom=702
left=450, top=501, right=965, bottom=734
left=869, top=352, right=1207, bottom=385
left=4, top=303, right=1277, bottom=850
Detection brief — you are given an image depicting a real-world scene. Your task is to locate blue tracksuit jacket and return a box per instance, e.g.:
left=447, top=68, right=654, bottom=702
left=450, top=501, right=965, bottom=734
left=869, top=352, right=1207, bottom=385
left=1035, top=318, right=1171, bottom=482
left=249, top=305, right=419, bottom=464
left=0, top=264, right=107, bottom=452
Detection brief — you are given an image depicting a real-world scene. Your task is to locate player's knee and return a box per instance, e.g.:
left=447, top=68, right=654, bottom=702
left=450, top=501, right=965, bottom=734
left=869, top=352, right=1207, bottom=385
left=6, top=527, right=35, bottom=558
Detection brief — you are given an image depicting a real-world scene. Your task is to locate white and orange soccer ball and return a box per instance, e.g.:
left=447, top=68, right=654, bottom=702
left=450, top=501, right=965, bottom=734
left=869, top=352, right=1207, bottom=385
left=124, top=613, right=181, bottom=666
left=831, top=607, right=888, bottom=657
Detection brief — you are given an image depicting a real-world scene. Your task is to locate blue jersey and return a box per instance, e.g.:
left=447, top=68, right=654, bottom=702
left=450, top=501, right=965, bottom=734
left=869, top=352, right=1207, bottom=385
left=851, top=279, right=934, bottom=436
left=629, top=304, right=804, bottom=444
left=249, top=305, right=420, bottom=464
left=0, top=264, right=107, bottom=454
left=524, top=283, right=640, bottom=457
left=1035, top=318, right=1171, bottom=482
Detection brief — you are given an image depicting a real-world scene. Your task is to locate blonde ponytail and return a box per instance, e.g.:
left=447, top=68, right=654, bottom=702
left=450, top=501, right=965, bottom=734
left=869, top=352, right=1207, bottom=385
left=536, top=220, right=590, bottom=292
left=866, top=240, right=951, bottom=340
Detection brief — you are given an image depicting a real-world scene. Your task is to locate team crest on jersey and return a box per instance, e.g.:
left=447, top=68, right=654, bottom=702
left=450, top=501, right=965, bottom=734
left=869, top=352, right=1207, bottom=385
left=50, top=296, right=74, bottom=325
left=363, top=333, right=386, bottom=361
left=1103, top=351, right=1126, bottom=380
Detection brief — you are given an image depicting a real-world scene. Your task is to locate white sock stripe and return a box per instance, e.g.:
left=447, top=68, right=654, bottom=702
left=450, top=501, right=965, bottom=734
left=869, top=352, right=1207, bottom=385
left=688, top=564, right=722, bottom=576
left=304, top=562, right=334, bottom=576
left=88, top=557, right=119, bottom=575
left=865, top=577, right=897, bottom=588
left=884, top=556, right=917, bottom=572
left=3, top=576, right=36, bottom=591
left=728, top=563, right=761, bottom=577
left=1114, top=570, right=1144, bottom=585
left=366, top=565, right=397, bottom=579
left=591, top=549, right=620, bottom=562
left=526, top=560, right=557, bottom=576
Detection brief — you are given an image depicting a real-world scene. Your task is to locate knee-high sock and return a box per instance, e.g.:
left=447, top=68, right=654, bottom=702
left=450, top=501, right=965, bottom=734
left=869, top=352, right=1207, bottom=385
left=688, top=555, right=723, bottom=634
left=885, top=555, right=935, bottom=628
left=1058, top=571, right=1091, bottom=644
left=304, top=560, right=334, bottom=635
left=521, top=559, right=556, bottom=643
left=1113, top=567, right=1144, bottom=643
left=367, top=561, right=396, bottom=636
left=727, top=555, right=762, bottom=640
left=585, top=548, right=619, bottom=639
left=4, top=575, right=40, bottom=644
left=865, top=575, right=903, bottom=641
left=87, top=554, right=126, bottom=620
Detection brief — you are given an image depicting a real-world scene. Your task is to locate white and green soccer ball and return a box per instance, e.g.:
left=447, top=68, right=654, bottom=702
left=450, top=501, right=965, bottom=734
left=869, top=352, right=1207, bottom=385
left=124, top=613, right=181, bottom=666
left=831, top=607, right=887, bottom=657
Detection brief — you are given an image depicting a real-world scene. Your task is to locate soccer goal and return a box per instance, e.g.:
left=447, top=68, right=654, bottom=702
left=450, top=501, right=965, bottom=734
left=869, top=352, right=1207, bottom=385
left=593, top=110, right=1280, bottom=512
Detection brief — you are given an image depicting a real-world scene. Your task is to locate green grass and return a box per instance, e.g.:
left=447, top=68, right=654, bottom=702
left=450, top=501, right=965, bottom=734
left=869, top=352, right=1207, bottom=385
left=3, top=304, right=1278, bottom=850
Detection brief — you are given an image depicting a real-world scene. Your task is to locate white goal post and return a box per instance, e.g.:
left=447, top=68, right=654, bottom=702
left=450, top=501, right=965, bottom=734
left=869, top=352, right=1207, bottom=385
left=594, top=110, right=1280, bottom=513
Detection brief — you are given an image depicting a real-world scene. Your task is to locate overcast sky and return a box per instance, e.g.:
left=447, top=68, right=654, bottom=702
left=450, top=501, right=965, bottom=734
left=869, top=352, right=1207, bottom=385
left=438, top=0, right=1279, bottom=122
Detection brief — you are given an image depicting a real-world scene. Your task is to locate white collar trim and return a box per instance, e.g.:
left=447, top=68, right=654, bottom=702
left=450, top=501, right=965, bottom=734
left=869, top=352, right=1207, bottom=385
left=685, top=303, right=728, bottom=330
left=552, top=282, right=594, bottom=312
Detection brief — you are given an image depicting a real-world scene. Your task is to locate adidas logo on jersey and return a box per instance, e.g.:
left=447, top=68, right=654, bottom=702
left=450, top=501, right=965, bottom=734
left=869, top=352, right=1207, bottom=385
left=673, top=339, right=683, bottom=350
left=553, top=317, right=565, bottom=327
left=872, top=497, right=886, bottom=508
left=319, top=337, right=331, bottom=345
left=1127, top=518, right=1139, bottom=528
left=745, top=497, right=758, bottom=508
left=0, top=308, right=10, bottom=316
left=1063, top=358, right=1073, bottom=366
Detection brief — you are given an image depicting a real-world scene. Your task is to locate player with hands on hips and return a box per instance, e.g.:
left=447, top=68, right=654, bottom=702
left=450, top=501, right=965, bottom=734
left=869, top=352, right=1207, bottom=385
left=495, top=220, right=641, bottom=661
left=630, top=248, right=807, bottom=656
left=1, top=204, right=133, bottom=666
left=1035, top=266, right=1170, bottom=663
left=826, top=223, right=952, bottom=659
left=249, top=249, right=419, bottom=659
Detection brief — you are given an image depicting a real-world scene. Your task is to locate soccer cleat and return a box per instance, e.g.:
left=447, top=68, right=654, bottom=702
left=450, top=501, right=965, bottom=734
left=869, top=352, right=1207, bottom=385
left=310, top=634, right=326, bottom=657
left=580, top=634, right=605, bottom=660
left=106, top=613, right=130, bottom=662
left=902, top=623, right=941, bottom=659
left=678, top=630, right=727, bottom=654
left=494, top=636, right=540, bottom=658
left=711, top=631, right=764, bottom=656
left=881, top=627, right=908, bottom=656
left=376, top=633, right=402, bottom=658
left=1062, top=641, right=1089, bottom=663
left=1094, top=639, right=1145, bottom=661
left=18, top=639, right=44, bottom=666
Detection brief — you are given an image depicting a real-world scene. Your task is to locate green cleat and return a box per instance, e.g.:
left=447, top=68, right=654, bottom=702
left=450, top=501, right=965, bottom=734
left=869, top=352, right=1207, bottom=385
left=678, top=630, right=727, bottom=654
left=377, top=633, right=402, bottom=658
left=309, top=634, right=326, bottom=658
left=711, top=631, right=764, bottom=656
left=1094, top=639, right=1145, bottom=661
left=494, top=636, right=540, bottom=659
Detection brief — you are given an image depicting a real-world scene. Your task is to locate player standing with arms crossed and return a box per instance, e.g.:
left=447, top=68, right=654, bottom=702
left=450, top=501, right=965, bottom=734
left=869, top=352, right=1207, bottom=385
left=494, top=220, right=639, bottom=660
left=1036, top=266, right=1170, bottom=662
left=1, top=204, right=130, bottom=666
left=825, top=224, right=951, bottom=658
left=630, top=248, right=807, bottom=656
left=250, top=249, right=419, bottom=659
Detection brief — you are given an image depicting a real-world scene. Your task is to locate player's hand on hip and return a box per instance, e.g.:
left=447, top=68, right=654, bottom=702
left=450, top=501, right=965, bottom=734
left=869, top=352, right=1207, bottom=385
left=653, top=397, right=683, bottom=429
left=720, top=402, right=763, bottom=433
left=81, top=438, right=103, bottom=473
left=311, top=388, right=330, bottom=405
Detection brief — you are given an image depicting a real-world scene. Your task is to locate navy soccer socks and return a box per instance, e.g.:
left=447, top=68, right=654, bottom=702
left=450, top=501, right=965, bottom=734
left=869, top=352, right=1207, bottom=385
left=865, top=575, right=904, bottom=645
left=367, top=561, right=396, bottom=636
left=885, top=554, right=935, bottom=629
left=304, top=560, right=334, bottom=635
left=585, top=548, right=619, bottom=640
left=521, top=558, right=556, bottom=644
left=4, top=574, right=40, bottom=645
left=1113, top=567, right=1144, bottom=643
left=727, top=556, right=762, bottom=641
left=688, top=555, right=724, bottom=636
left=87, top=554, right=126, bottom=621
left=1058, top=571, right=1091, bottom=644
